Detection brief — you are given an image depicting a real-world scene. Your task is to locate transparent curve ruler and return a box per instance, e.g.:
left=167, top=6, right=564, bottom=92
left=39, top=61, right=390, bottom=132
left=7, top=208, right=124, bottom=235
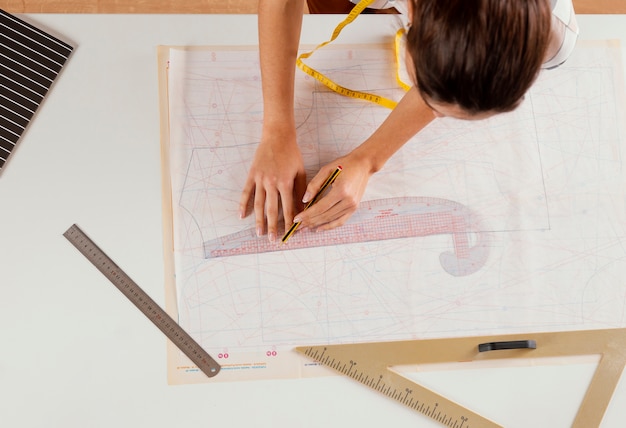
left=63, top=224, right=220, bottom=378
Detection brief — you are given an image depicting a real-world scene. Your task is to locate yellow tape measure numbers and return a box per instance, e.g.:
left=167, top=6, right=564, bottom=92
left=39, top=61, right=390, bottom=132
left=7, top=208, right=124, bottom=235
left=297, top=0, right=410, bottom=109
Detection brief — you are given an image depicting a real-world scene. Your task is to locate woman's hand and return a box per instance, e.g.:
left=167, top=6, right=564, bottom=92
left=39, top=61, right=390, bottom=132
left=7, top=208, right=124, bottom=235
left=239, top=127, right=306, bottom=242
left=291, top=87, right=436, bottom=231
left=243, top=0, right=307, bottom=241
left=293, top=151, right=374, bottom=231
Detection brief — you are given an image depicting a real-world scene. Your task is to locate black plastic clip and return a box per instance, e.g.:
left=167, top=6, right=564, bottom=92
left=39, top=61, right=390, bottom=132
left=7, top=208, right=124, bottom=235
left=478, top=340, right=537, bottom=352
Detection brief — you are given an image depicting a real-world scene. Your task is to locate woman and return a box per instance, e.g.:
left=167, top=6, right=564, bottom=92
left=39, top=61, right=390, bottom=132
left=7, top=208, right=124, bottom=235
left=239, top=0, right=579, bottom=242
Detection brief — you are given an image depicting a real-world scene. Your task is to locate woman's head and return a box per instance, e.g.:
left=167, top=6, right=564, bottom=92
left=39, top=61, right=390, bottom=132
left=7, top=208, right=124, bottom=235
left=406, top=0, right=552, bottom=117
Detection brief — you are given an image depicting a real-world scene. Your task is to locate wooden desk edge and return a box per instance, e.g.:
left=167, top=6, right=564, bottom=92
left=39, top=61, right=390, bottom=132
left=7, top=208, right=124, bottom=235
left=3, top=0, right=626, bottom=15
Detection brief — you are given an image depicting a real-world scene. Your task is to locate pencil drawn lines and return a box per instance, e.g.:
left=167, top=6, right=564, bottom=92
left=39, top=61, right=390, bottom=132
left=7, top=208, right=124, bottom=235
left=164, top=42, right=626, bottom=382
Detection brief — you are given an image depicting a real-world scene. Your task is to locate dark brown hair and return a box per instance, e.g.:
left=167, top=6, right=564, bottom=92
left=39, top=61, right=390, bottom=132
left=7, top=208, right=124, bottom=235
left=407, top=0, right=552, bottom=114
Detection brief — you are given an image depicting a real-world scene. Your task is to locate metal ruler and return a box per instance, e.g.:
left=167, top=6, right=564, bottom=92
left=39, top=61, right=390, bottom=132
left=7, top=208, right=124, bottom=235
left=297, top=328, right=626, bottom=427
left=63, top=224, right=220, bottom=378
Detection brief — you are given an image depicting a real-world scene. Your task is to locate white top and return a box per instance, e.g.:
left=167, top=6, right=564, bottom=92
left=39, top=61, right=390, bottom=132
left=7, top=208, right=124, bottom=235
left=351, top=0, right=579, bottom=69
left=544, top=0, right=579, bottom=68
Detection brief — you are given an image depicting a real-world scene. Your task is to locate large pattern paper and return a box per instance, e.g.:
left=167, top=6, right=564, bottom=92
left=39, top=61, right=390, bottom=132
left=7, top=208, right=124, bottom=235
left=160, top=40, right=626, bottom=384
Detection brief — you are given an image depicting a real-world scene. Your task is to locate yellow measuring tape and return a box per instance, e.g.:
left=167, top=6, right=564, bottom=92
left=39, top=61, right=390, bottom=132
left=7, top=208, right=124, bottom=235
left=297, top=0, right=411, bottom=110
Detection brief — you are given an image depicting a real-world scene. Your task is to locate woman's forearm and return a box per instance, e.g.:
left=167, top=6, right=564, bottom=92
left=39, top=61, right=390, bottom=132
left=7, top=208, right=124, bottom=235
left=351, top=86, right=436, bottom=173
left=258, top=0, right=305, bottom=131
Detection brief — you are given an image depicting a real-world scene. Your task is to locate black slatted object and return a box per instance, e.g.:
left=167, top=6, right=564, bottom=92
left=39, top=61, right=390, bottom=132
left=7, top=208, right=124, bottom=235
left=0, top=9, right=73, bottom=172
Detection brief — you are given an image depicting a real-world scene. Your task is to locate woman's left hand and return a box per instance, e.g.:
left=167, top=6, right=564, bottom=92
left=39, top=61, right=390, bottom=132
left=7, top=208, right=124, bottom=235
left=292, top=86, right=437, bottom=232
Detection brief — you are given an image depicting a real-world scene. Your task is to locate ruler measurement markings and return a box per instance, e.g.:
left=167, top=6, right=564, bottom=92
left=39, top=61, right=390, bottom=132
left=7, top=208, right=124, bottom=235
left=206, top=197, right=478, bottom=258
left=298, top=347, right=495, bottom=427
left=297, top=330, right=626, bottom=426
left=63, top=224, right=220, bottom=378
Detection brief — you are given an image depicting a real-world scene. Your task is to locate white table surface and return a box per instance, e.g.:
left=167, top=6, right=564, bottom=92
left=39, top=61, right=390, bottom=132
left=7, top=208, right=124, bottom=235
left=1, top=13, right=626, bottom=428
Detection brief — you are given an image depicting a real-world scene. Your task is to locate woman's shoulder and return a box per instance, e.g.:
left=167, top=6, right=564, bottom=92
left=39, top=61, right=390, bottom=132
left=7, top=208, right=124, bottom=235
left=544, top=0, right=579, bottom=69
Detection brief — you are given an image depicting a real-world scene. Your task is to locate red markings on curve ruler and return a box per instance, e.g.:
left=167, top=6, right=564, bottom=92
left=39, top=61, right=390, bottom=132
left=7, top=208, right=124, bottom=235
left=204, top=196, right=490, bottom=276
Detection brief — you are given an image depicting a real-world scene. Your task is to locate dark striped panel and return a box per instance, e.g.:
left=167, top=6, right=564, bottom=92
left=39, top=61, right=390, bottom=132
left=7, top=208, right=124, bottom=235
left=0, top=9, right=73, bottom=172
